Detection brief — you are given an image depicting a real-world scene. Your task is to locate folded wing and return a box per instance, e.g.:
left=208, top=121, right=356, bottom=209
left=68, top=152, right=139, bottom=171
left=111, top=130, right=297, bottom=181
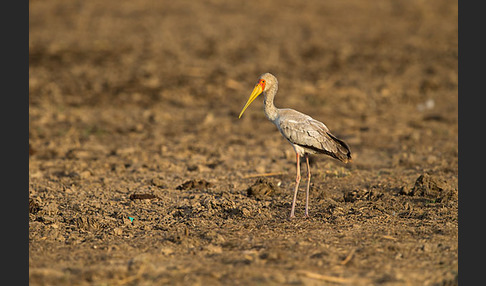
left=277, top=109, right=351, bottom=163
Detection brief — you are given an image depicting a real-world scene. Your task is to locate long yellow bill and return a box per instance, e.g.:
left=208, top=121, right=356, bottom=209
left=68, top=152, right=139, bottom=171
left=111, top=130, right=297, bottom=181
left=239, top=82, right=264, bottom=118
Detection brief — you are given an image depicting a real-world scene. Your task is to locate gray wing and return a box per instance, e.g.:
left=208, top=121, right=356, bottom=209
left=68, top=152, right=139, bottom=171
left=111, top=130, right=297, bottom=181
left=277, top=109, right=351, bottom=162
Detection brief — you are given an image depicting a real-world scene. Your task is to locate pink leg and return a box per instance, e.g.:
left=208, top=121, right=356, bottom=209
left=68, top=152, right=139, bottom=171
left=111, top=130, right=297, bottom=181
left=305, top=155, right=311, bottom=217
left=290, top=153, right=301, bottom=218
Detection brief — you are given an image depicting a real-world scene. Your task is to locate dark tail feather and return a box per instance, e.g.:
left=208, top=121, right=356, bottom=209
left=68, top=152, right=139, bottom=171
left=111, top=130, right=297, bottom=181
left=327, top=132, right=352, bottom=163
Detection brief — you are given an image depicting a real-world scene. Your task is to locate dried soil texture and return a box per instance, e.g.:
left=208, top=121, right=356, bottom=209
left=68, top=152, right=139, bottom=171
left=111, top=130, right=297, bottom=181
left=29, top=0, right=458, bottom=285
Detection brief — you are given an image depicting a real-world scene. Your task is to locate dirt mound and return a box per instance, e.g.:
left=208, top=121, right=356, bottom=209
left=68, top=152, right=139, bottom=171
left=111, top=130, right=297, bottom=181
left=246, top=178, right=278, bottom=200
left=400, top=173, right=458, bottom=203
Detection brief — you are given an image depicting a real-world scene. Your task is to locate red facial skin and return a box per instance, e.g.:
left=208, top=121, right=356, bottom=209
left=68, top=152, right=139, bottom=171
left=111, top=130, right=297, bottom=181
left=259, top=79, right=266, bottom=90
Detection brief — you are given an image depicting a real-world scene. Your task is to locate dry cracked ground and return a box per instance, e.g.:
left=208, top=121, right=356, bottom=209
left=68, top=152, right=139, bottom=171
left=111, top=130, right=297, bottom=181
left=29, top=0, right=458, bottom=285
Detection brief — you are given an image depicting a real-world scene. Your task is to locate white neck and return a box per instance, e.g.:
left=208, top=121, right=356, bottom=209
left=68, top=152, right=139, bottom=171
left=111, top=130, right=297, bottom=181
left=263, top=84, right=279, bottom=122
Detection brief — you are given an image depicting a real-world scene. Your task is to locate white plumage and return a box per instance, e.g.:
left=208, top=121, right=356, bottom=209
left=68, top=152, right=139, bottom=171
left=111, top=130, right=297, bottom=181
left=239, top=73, right=351, bottom=218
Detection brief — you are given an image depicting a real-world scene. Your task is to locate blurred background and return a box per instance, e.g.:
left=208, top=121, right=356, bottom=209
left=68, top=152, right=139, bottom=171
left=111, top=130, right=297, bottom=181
left=29, top=0, right=457, bottom=106
left=29, top=0, right=458, bottom=163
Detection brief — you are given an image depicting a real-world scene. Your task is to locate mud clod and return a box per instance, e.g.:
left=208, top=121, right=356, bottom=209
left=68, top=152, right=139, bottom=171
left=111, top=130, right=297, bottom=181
left=129, top=193, right=159, bottom=200
left=72, top=216, right=103, bottom=232
left=246, top=178, right=277, bottom=200
left=343, top=189, right=383, bottom=202
left=151, top=177, right=166, bottom=188
left=176, top=179, right=213, bottom=191
left=401, top=174, right=457, bottom=203
left=29, top=199, right=41, bottom=214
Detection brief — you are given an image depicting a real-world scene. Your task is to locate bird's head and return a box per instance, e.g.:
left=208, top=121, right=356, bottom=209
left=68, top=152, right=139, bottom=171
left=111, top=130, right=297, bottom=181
left=239, top=73, right=277, bottom=118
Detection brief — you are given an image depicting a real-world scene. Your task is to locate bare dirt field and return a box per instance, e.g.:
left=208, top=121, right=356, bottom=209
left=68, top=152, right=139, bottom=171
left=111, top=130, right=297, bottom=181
left=29, top=1, right=458, bottom=285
